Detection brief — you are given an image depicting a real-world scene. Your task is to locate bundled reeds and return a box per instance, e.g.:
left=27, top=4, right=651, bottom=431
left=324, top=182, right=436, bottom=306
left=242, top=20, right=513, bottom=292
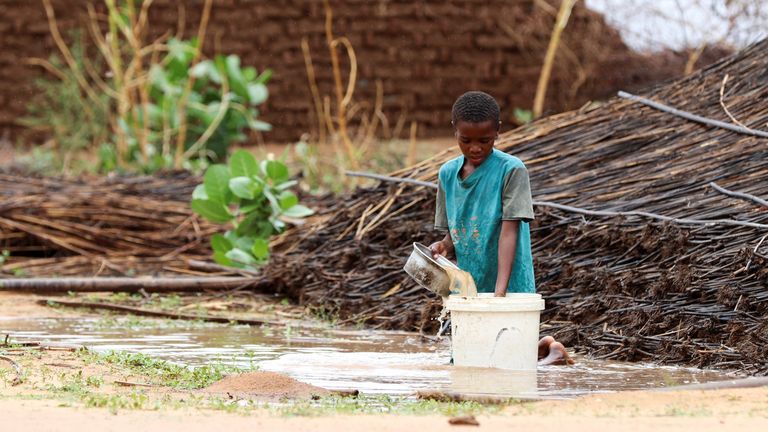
left=0, top=172, right=216, bottom=277
left=263, top=40, right=768, bottom=373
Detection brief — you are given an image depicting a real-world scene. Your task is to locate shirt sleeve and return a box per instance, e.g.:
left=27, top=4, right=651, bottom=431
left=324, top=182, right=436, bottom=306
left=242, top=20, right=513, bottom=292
left=502, top=166, right=534, bottom=222
left=434, top=174, right=449, bottom=230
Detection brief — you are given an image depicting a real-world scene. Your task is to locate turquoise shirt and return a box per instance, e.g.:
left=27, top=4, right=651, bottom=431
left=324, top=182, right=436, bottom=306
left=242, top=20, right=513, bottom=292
left=434, top=149, right=536, bottom=293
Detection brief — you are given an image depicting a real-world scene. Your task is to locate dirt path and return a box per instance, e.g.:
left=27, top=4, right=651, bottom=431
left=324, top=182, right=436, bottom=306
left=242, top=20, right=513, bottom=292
left=0, top=292, right=90, bottom=318
left=2, top=388, right=767, bottom=432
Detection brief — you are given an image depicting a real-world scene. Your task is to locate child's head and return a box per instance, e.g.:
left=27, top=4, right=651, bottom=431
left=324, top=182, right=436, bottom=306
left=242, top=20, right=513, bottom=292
left=451, top=91, right=500, bottom=167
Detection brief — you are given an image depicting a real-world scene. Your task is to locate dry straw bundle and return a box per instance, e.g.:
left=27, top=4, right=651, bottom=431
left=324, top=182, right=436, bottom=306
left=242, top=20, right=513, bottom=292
left=264, top=40, right=768, bottom=373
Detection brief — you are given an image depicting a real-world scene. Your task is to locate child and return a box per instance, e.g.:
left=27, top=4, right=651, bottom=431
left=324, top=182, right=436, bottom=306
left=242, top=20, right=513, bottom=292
left=429, top=91, right=572, bottom=366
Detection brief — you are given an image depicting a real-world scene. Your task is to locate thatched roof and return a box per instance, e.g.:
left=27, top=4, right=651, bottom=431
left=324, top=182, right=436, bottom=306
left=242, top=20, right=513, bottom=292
left=267, top=39, right=768, bottom=373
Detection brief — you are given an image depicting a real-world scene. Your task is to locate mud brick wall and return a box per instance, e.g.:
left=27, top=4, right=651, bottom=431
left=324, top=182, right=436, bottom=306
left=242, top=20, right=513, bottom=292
left=1, top=0, right=716, bottom=144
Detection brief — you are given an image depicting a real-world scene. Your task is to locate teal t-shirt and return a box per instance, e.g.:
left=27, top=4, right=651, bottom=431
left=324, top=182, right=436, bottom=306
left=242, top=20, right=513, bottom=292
left=434, top=149, right=536, bottom=293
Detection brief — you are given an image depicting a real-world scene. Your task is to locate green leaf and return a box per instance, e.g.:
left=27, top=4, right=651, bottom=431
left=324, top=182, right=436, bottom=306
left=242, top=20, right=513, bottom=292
left=189, top=61, right=210, bottom=78
left=275, top=180, right=299, bottom=191
left=246, top=83, right=268, bottom=105
left=248, top=118, right=272, bottom=131
left=269, top=217, right=286, bottom=232
left=225, top=248, right=257, bottom=265
left=203, top=164, right=231, bottom=203
left=282, top=204, right=314, bottom=218
left=255, top=69, right=273, bottom=84
left=251, top=238, right=269, bottom=260
left=213, top=251, right=236, bottom=267
left=210, top=233, right=233, bottom=254
left=229, top=150, right=259, bottom=177
left=243, top=66, right=257, bottom=81
left=192, top=184, right=208, bottom=200
left=278, top=191, right=299, bottom=210
left=263, top=160, right=289, bottom=182
left=234, top=235, right=255, bottom=252
left=191, top=199, right=232, bottom=223
left=225, top=55, right=249, bottom=101
left=229, top=176, right=256, bottom=199
left=239, top=199, right=266, bottom=214
left=235, top=211, right=273, bottom=236
left=262, top=188, right=280, bottom=213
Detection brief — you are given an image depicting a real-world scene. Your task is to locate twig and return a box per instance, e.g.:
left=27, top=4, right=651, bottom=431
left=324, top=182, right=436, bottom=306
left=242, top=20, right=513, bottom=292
left=742, top=234, right=767, bottom=274
left=345, top=171, right=438, bottom=189
left=533, top=0, right=576, bottom=118
left=343, top=171, right=768, bottom=230
left=114, top=380, right=156, bottom=387
left=301, top=38, right=326, bottom=146
left=710, top=182, right=768, bottom=208
left=618, top=91, right=768, bottom=139
left=174, top=0, right=213, bottom=167
left=38, top=299, right=319, bottom=329
left=718, top=74, right=750, bottom=130
left=0, top=355, right=23, bottom=385
left=38, top=298, right=273, bottom=326
left=186, top=260, right=261, bottom=277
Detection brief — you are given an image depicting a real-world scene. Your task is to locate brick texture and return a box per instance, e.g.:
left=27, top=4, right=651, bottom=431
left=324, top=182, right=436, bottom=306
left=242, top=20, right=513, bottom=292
left=1, top=0, right=725, bottom=143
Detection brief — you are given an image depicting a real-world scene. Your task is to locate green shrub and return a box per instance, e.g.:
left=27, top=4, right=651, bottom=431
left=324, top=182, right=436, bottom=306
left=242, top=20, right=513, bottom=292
left=191, top=150, right=313, bottom=268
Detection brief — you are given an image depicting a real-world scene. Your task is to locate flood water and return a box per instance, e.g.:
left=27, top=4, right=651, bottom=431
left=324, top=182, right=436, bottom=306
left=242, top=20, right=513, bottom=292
left=0, top=316, right=740, bottom=399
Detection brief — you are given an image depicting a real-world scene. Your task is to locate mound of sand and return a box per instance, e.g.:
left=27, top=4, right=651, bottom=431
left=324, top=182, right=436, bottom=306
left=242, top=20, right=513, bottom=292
left=203, top=371, right=331, bottom=400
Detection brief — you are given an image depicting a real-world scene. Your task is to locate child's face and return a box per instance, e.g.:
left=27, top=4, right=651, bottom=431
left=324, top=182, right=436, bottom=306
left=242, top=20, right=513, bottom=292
left=454, top=120, right=499, bottom=167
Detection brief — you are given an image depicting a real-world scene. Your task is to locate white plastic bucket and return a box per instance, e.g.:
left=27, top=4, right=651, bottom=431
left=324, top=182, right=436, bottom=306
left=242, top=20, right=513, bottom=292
left=445, top=293, right=545, bottom=371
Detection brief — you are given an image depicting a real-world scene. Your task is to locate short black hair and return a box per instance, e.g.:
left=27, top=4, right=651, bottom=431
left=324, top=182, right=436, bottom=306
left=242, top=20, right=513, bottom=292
left=451, top=91, right=500, bottom=127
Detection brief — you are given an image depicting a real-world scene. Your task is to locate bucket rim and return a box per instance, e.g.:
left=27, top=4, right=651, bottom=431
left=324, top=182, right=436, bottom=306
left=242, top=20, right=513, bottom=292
left=445, top=293, right=544, bottom=312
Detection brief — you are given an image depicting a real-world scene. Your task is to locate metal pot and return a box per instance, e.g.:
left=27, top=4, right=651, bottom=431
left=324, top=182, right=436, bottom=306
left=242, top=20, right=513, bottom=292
left=403, top=242, right=458, bottom=297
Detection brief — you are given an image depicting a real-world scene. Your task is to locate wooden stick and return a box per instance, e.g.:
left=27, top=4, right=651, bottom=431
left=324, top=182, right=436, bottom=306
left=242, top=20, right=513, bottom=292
left=0, top=354, right=23, bottom=385
left=344, top=171, right=768, bottom=230
left=38, top=298, right=275, bottom=326
left=710, top=182, right=768, bottom=208
left=0, top=277, right=263, bottom=293
left=533, top=0, right=576, bottom=118
left=618, top=91, right=768, bottom=138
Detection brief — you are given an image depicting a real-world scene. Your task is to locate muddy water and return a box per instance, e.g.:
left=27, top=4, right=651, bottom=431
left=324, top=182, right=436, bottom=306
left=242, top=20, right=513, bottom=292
left=0, top=317, right=739, bottom=399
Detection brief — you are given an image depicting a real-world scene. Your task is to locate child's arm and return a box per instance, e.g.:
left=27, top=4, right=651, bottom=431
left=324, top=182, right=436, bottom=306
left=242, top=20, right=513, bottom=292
left=495, top=220, right=519, bottom=297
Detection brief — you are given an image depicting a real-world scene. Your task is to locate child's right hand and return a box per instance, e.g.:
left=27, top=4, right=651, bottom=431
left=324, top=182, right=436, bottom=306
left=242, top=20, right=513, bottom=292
left=429, top=241, right=447, bottom=259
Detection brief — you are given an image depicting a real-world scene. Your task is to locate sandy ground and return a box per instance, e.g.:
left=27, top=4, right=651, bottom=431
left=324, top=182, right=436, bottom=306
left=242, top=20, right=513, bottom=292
left=0, top=292, right=89, bottom=318
left=2, top=292, right=767, bottom=431
left=2, top=389, right=767, bottom=432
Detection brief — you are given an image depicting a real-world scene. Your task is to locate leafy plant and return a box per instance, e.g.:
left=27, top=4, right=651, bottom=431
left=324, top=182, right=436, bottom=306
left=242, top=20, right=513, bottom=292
left=191, top=150, right=313, bottom=269
left=30, top=0, right=270, bottom=174
left=110, top=38, right=272, bottom=172
left=19, top=32, right=110, bottom=173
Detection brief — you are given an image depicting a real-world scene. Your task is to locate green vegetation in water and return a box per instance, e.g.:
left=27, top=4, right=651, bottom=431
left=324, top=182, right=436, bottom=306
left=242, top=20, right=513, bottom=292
left=78, top=349, right=254, bottom=390
left=90, top=315, right=213, bottom=330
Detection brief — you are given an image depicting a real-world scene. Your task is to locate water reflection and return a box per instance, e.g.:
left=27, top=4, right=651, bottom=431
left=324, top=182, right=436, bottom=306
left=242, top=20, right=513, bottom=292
left=0, top=317, right=739, bottom=398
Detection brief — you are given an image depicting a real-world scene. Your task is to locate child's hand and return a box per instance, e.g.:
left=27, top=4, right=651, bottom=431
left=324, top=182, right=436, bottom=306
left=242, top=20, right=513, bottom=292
left=429, top=241, right=448, bottom=259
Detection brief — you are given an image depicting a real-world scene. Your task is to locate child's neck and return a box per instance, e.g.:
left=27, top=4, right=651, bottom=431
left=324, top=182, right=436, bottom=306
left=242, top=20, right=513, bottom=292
left=460, top=152, right=491, bottom=180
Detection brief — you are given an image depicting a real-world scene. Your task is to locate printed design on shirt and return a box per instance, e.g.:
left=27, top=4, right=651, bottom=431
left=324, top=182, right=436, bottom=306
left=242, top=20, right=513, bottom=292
left=449, top=216, right=484, bottom=257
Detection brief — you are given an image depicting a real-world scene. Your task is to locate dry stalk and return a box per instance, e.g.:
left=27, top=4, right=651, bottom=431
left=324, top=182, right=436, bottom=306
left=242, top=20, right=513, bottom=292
left=182, top=73, right=231, bottom=160
left=684, top=43, right=707, bottom=75
left=40, top=0, right=100, bottom=103
left=406, top=121, right=418, bottom=166
left=323, top=0, right=359, bottom=170
left=533, top=0, right=576, bottom=118
left=718, top=74, right=750, bottom=130
left=301, top=38, right=327, bottom=146
left=23, top=57, right=66, bottom=80
left=173, top=0, right=213, bottom=168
